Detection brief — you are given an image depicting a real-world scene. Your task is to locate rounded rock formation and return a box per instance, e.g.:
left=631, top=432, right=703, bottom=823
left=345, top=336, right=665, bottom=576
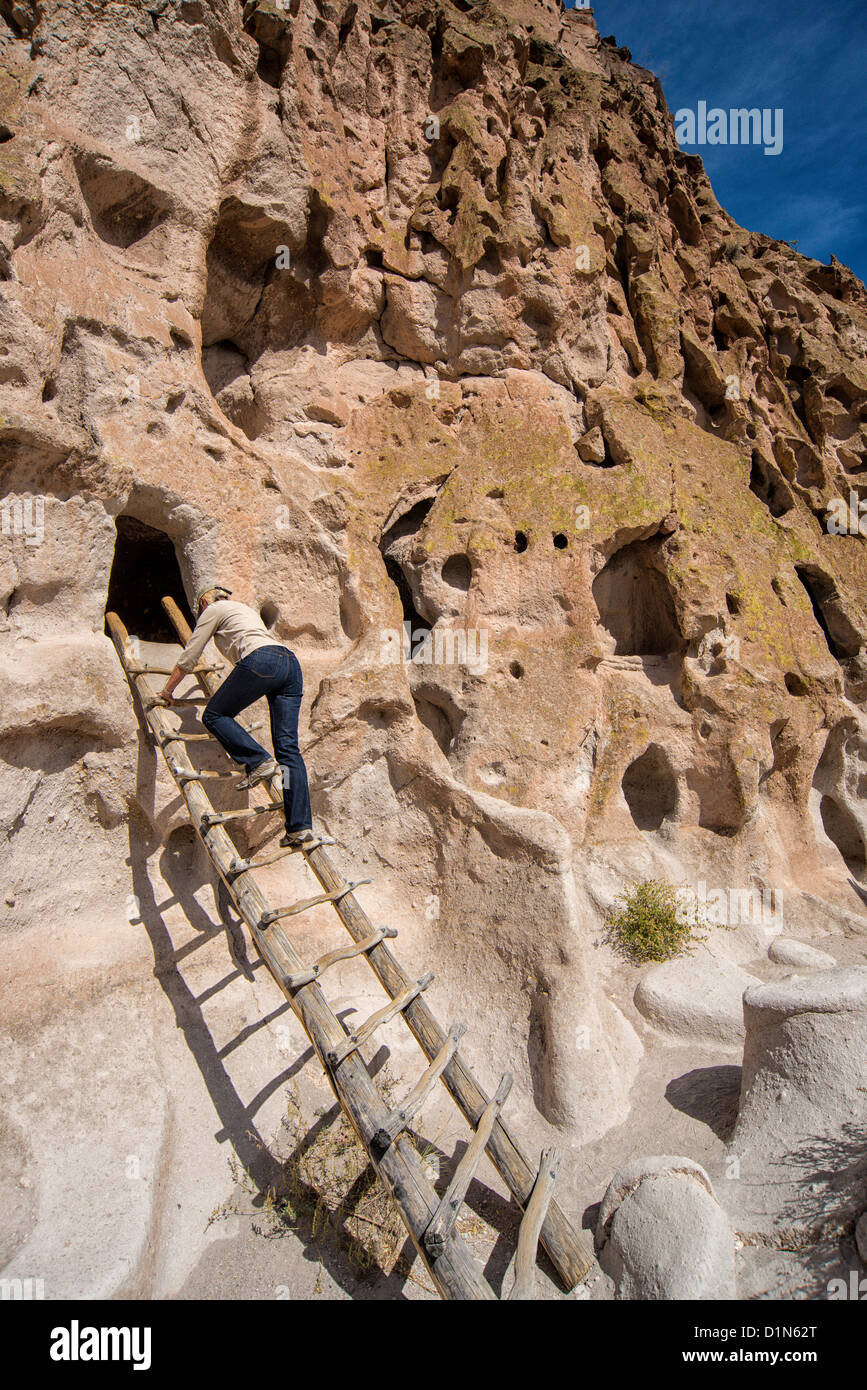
left=734, top=968, right=867, bottom=1161
left=596, top=1156, right=735, bottom=1300
left=768, top=937, right=837, bottom=969
left=634, top=953, right=758, bottom=1045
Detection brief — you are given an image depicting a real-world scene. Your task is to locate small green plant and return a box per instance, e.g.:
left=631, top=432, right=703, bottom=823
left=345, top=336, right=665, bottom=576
left=605, top=878, right=705, bottom=964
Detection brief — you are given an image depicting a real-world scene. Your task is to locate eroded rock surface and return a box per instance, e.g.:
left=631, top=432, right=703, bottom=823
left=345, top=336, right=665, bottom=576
left=1, top=0, right=866, bottom=1299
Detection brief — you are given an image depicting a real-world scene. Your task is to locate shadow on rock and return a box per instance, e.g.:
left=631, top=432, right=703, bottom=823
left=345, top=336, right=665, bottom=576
left=665, top=1065, right=742, bottom=1142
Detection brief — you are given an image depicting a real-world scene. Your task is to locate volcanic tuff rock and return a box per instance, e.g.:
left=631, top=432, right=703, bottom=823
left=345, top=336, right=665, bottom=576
left=1, top=0, right=866, bottom=1299
left=596, top=1155, right=736, bottom=1301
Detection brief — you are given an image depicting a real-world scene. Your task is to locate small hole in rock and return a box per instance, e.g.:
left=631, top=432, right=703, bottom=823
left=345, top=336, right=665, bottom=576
left=260, top=599, right=279, bottom=629
left=441, top=554, right=472, bottom=591
left=514, top=530, right=528, bottom=553
left=553, top=533, right=568, bottom=550
left=510, top=661, right=524, bottom=679
left=784, top=671, right=808, bottom=696
left=725, top=593, right=741, bottom=615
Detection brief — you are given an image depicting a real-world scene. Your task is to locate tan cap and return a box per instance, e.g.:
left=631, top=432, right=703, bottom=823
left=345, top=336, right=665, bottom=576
left=195, top=583, right=232, bottom=615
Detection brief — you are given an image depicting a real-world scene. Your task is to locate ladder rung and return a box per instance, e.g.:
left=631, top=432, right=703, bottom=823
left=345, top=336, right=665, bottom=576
left=283, top=835, right=336, bottom=854
left=224, top=838, right=336, bottom=881
left=259, top=879, right=371, bottom=928
left=147, top=696, right=209, bottom=708
left=226, top=847, right=293, bottom=880
left=373, top=1021, right=467, bottom=1154
left=200, top=805, right=281, bottom=830
left=424, top=1073, right=513, bottom=1258
left=128, top=663, right=222, bottom=676
left=172, top=769, right=245, bottom=785
left=155, top=730, right=212, bottom=745
left=326, top=973, right=435, bottom=1068
left=283, top=924, right=399, bottom=990
left=508, top=1146, right=562, bottom=1301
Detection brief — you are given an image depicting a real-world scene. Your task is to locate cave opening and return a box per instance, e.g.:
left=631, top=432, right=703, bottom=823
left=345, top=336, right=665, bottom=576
left=819, top=795, right=866, bottom=878
left=592, top=538, right=685, bottom=656
left=383, top=555, right=428, bottom=631
left=795, top=564, right=861, bottom=662
left=74, top=152, right=171, bottom=251
left=413, top=692, right=454, bottom=755
left=105, top=515, right=192, bottom=642
left=622, top=744, right=678, bottom=831
left=256, top=43, right=284, bottom=88
left=749, top=451, right=794, bottom=518
left=379, top=497, right=435, bottom=635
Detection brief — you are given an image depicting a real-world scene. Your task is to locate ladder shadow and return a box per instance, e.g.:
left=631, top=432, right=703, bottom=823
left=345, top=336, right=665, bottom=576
left=127, top=800, right=416, bottom=1298
left=264, top=1063, right=418, bottom=1300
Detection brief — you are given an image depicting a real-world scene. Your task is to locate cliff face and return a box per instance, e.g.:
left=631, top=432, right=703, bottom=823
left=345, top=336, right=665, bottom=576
left=1, top=0, right=866, bottom=1298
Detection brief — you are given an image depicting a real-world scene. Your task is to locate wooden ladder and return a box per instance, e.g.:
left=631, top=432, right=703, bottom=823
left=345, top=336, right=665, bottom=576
left=107, top=598, right=593, bottom=1301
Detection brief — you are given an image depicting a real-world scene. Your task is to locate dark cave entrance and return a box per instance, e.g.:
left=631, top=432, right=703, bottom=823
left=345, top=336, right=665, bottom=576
left=379, top=496, right=435, bottom=635
left=795, top=565, right=862, bottom=663
left=105, top=515, right=193, bottom=642
left=592, top=538, right=685, bottom=657
left=622, top=744, right=679, bottom=831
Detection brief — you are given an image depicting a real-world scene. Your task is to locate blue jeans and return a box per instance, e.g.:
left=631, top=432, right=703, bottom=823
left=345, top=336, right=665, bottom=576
left=202, top=645, right=312, bottom=834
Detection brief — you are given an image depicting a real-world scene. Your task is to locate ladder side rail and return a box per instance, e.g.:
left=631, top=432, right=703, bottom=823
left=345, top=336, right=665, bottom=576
left=508, top=1147, right=562, bottom=1301
left=373, top=1021, right=467, bottom=1154
left=424, top=1073, right=513, bottom=1258
left=109, top=613, right=496, bottom=1302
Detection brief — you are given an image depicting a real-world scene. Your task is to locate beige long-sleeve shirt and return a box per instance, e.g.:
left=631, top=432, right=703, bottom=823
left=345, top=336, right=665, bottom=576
left=176, top=599, right=282, bottom=673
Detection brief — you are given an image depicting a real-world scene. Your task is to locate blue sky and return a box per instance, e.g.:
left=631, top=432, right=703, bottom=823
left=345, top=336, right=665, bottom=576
left=562, top=0, right=867, bottom=282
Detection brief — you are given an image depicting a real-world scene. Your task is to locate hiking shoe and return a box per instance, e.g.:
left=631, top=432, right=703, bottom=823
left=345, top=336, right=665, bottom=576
left=280, top=829, right=318, bottom=849
left=237, top=757, right=279, bottom=790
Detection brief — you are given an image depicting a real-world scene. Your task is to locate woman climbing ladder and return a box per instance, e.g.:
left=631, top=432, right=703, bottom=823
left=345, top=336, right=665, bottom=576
left=159, top=584, right=315, bottom=847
